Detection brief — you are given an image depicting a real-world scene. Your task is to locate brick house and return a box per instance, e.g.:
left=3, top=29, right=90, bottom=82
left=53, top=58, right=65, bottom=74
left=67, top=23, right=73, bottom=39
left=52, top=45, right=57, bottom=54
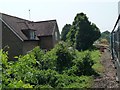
left=0, top=13, right=60, bottom=60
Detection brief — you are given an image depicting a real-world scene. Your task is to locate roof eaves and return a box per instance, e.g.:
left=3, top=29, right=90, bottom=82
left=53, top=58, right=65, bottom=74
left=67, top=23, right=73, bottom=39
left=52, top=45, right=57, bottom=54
left=37, top=35, right=52, bottom=37
left=24, top=39, right=39, bottom=41
left=34, top=19, right=56, bottom=23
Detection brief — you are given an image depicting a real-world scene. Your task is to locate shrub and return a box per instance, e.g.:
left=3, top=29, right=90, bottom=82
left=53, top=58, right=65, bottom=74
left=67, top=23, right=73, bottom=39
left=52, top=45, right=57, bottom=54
left=53, top=42, right=75, bottom=73
left=65, top=50, right=97, bottom=76
left=91, top=50, right=104, bottom=74
left=1, top=46, right=101, bottom=88
left=64, top=76, right=93, bottom=88
left=42, top=50, right=57, bottom=70
left=30, top=46, right=44, bottom=69
left=7, top=80, right=33, bottom=88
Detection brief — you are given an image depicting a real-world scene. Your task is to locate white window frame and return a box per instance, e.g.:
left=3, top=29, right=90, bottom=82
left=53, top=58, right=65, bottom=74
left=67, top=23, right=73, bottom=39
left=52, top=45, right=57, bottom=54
left=55, top=31, right=58, bottom=40
left=30, top=31, right=35, bottom=39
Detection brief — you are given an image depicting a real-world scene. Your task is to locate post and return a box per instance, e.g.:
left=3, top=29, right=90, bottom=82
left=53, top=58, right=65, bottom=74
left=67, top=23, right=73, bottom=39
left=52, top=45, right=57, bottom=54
left=0, top=13, right=2, bottom=49
left=29, top=9, right=31, bottom=20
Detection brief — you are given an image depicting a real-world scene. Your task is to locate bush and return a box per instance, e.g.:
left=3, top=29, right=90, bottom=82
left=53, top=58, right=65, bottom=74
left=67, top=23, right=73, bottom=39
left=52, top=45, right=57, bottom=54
left=42, top=50, right=57, bottom=70
left=64, top=50, right=97, bottom=76
left=55, top=75, right=93, bottom=88
left=54, top=42, right=75, bottom=73
left=34, top=84, right=53, bottom=88
left=42, top=42, right=75, bottom=73
left=30, top=46, right=44, bottom=69
left=1, top=45, right=102, bottom=88
left=7, top=80, right=33, bottom=88
left=74, top=51, right=95, bottom=76
left=33, top=69, right=58, bottom=86
left=64, top=76, right=93, bottom=88
left=2, top=50, right=38, bottom=87
left=91, top=50, right=104, bottom=74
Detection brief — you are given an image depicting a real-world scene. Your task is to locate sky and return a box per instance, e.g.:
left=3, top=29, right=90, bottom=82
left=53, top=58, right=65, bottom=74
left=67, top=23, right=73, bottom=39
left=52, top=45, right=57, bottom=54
left=0, top=0, right=119, bottom=33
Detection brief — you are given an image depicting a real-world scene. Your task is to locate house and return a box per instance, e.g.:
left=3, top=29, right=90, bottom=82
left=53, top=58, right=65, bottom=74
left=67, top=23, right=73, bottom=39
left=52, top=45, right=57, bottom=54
left=0, top=13, right=60, bottom=60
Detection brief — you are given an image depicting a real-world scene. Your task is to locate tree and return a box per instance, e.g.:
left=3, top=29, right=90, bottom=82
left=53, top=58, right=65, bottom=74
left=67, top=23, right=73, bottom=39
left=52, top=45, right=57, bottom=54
left=66, top=13, right=101, bottom=51
left=61, top=24, right=71, bottom=41
left=66, top=25, right=76, bottom=46
left=53, top=41, right=75, bottom=73
left=99, top=30, right=110, bottom=44
left=100, top=39, right=109, bottom=45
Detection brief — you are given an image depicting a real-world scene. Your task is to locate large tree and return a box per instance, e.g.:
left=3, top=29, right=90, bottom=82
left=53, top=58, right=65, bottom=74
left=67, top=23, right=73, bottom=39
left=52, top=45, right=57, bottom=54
left=66, top=13, right=101, bottom=51
left=61, top=24, right=71, bottom=41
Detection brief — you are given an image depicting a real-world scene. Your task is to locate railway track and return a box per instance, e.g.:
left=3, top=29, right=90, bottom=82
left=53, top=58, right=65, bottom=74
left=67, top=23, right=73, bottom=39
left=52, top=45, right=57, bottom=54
left=93, top=49, right=119, bottom=88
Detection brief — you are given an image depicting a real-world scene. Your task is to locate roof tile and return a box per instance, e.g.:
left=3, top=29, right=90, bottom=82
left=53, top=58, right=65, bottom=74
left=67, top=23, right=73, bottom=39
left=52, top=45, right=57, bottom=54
left=1, top=13, right=57, bottom=40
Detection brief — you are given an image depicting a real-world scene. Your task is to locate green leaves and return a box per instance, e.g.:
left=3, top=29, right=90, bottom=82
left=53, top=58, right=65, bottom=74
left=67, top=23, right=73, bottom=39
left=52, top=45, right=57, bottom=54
left=54, top=42, right=75, bottom=73
left=61, top=24, right=71, bottom=41
left=61, top=12, right=101, bottom=51
left=8, top=80, right=33, bottom=88
left=1, top=45, right=101, bottom=88
left=99, top=30, right=110, bottom=44
left=1, top=50, right=8, bottom=68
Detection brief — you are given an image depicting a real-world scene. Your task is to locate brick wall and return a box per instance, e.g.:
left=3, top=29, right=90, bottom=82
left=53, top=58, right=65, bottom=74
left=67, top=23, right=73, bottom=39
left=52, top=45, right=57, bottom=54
left=39, top=36, right=53, bottom=50
left=23, top=41, right=39, bottom=54
left=2, top=22, right=23, bottom=60
left=52, top=23, right=60, bottom=47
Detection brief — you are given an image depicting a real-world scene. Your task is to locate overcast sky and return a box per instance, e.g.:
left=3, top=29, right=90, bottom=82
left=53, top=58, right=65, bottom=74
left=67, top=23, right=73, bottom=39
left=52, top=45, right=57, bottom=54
left=0, top=0, right=119, bottom=33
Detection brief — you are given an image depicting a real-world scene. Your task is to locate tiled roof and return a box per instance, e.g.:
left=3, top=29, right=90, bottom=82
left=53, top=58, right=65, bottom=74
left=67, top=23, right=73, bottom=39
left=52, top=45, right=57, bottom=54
left=34, top=20, right=56, bottom=37
left=1, top=13, right=57, bottom=41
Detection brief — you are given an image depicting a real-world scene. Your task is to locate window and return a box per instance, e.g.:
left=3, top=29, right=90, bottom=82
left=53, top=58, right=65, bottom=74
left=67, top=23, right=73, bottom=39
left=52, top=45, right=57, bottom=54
left=55, top=31, right=58, bottom=40
left=30, top=31, right=35, bottom=39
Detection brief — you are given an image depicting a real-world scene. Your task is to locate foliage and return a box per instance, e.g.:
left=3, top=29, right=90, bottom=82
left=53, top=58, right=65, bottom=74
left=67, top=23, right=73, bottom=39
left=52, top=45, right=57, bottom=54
left=73, top=51, right=95, bottom=76
left=91, top=50, right=104, bottom=74
left=42, top=50, right=57, bottom=70
left=61, top=24, right=71, bottom=41
left=31, top=46, right=44, bottom=62
left=35, top=84, right=53, bottom=88
left=1, top=42, right=102, bottom=88
left=64, top=50, right=97, bottom=76
left=7, top=80, right=33, bottom=88
left=2, top=50, right=36, bottom=88
left=99, top=30, right=110, bottom=44
left=30, top=46, right=45, bottom=69
left=53, top=42, right=75, bottom=73
left=64, top=76, right=93, bottom=88
left=66, top=13, right=101, bottom=51
left=100, top=39, right=109, bottom=45
left=67, top=25, right=77, bottom=46
left=54, top=74, right=93, bottom=88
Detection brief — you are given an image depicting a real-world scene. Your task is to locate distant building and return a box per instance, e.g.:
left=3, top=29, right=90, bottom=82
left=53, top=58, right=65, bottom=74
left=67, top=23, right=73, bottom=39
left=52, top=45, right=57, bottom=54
left=0, top=13, right=60, bottom=60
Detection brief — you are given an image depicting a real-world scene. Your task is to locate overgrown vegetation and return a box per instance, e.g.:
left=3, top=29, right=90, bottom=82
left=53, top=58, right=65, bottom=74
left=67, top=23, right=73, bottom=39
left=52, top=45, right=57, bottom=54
left=99, top=30, right=110, bottom=44
left=61, top=24, right=71, bottom=41
left=61, top=12, right=101, bottom=51
left=1, top=41, right=103, bottom=88
left=1, top=12, right=103, bottom=88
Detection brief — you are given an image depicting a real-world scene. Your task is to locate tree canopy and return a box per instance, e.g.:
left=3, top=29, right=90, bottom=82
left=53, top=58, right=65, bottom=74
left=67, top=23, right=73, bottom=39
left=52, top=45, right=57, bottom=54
left=61, top=12, right=101, bottom=51
left=61, top=24, right=71, bottom=41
